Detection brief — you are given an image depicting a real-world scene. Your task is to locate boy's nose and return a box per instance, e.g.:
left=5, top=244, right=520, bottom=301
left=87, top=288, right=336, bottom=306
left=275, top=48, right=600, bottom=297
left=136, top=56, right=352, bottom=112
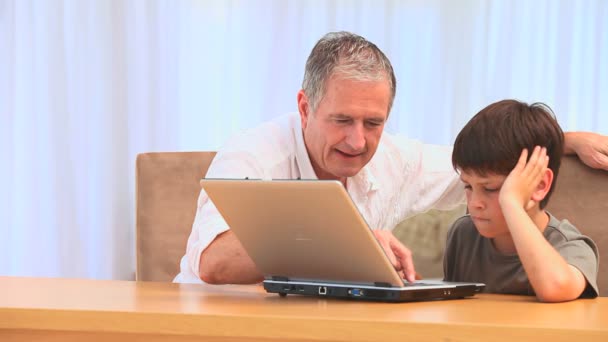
left=468, top=192, right=485, bottom=209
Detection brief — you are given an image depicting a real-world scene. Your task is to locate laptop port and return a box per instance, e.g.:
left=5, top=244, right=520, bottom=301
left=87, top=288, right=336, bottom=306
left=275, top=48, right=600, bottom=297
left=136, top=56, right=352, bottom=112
left=349, top=288, right=364, bottom=297
left=318, top=286, right=327, bottom=295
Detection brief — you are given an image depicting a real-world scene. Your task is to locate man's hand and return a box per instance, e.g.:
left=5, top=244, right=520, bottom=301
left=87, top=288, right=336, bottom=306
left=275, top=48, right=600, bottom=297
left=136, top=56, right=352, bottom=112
left=499, top=146, right=549, bottom=210
left=565, top=132, right=608, bottom=171
left=372, top=230, right=416, bottom=282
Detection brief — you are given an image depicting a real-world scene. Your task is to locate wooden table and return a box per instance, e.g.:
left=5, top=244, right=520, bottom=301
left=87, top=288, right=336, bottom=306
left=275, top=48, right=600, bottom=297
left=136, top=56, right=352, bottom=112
left=1, top=276, right=606, bottom=341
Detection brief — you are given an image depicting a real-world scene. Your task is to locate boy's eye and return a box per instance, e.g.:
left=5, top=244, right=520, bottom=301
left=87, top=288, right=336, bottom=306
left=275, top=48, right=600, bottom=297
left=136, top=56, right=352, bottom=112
left=484, top=188, right=499, bottom=192
left=463, top=184, right=472, bottom=190
left=365, top=121, right=382, bottom=127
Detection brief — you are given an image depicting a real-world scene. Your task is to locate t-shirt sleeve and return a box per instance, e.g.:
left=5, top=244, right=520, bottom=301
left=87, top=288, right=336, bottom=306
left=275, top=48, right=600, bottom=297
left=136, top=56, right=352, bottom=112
left=555, top=237, right=599, bottom=298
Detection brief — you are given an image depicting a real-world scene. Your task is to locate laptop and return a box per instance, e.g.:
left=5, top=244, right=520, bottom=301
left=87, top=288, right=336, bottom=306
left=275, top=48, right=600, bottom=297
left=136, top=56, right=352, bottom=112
left=200, top=178, right=485, bottom=302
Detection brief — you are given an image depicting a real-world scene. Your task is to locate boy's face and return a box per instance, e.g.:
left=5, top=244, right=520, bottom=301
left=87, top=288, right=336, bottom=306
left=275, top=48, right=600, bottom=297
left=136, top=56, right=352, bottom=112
left=459, top=170, right=511, bottom=239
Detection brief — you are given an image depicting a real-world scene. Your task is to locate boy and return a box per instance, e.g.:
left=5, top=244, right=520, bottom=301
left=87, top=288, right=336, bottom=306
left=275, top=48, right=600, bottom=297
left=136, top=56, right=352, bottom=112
left=444, top=99, right=599, bottom=302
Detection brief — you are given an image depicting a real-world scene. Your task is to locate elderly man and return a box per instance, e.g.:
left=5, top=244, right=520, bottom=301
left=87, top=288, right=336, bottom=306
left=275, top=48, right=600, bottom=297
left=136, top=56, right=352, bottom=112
left=174, top=31, right=608, bottom=284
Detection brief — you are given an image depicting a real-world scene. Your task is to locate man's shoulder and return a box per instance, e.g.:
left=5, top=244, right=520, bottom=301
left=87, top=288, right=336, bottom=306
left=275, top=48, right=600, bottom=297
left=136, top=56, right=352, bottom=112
left=227, top=113, right=297, bottom=147
left=221, top=113, right=298, bottom=157
left=377, top=131, right=424, bottom=156
left=206, top=113, right=301, bottom=178
left=369, top=132, right=424, bottom=172
left=375, top=132, right=454, bottom=174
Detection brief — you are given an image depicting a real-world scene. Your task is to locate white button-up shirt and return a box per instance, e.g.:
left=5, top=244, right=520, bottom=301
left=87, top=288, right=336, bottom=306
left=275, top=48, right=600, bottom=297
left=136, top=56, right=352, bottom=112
left=174, top=113, right=464, bottom=283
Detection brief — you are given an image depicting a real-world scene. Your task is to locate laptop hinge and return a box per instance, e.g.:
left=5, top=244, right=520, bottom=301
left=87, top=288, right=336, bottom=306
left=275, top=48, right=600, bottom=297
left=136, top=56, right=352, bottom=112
left=374, top=282, right=393, bottom=288
left=271, top=276, right=289, bottom=282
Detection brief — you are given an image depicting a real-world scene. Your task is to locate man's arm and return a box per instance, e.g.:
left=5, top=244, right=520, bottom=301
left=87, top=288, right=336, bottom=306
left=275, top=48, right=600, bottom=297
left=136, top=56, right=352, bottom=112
left=199, top=231, right=263, bottom=284
left=564, top=132, right=608, bottom=170
left=185, top=150, right=268, bottom=284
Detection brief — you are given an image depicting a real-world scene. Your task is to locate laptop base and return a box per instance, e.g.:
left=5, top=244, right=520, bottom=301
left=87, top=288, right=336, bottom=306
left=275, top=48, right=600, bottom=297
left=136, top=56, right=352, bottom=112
left=264, top=280, right=483, bottom=302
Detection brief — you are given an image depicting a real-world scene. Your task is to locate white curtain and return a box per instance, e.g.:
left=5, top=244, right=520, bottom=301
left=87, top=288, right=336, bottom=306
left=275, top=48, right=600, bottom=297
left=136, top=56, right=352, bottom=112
left=1, top=0, right=606, bottom=280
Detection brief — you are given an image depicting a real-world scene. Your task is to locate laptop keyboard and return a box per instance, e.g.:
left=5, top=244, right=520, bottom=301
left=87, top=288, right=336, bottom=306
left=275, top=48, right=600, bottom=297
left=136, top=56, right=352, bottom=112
left=402, top=280, right=436, bottom=287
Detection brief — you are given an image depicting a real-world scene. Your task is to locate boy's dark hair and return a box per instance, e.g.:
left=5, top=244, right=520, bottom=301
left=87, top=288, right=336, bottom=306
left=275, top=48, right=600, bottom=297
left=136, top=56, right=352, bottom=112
left=452, top=99, right=564, bottom=209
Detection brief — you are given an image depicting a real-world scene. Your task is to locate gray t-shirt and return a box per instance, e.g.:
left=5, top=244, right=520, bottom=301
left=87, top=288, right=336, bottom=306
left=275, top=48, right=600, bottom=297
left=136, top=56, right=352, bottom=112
left=443, top=213, right=599, bottom=297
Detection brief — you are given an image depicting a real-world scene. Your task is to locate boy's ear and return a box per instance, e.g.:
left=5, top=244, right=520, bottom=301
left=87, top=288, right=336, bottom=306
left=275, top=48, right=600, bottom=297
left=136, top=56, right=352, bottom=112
left=530, top=168, right=554, bottom=203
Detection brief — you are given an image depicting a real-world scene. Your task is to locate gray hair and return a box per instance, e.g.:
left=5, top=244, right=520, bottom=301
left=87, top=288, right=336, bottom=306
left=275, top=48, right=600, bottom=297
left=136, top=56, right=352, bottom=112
left=302, top=31, right=397, bottom=113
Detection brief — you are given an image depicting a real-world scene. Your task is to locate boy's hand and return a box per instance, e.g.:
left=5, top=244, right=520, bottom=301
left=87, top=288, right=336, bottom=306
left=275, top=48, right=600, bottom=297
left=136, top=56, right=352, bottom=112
left=499, top=146, right=549, bottom=210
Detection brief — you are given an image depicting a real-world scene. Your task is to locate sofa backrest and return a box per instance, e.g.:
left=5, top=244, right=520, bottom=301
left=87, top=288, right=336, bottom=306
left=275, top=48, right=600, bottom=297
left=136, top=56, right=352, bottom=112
left=546, top=155, right=608, bottom=296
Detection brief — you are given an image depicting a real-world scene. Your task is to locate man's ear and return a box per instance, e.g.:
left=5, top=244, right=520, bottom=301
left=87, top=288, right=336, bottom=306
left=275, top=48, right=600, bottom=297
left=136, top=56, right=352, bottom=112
left=297, top=90, right=310, bottom=129
left=531, top=168, right=554, bottom=203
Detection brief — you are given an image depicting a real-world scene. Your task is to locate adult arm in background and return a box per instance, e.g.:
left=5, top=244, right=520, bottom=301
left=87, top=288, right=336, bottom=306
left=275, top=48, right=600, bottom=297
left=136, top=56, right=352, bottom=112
left=564, top=132, right=608, bottom=171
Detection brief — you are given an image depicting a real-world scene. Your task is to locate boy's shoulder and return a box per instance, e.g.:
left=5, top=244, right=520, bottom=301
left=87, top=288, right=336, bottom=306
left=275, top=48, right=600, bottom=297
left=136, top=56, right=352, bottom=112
left=543, top=213, right=599, bottom=262
left=544, top=213, right=594, bottom=245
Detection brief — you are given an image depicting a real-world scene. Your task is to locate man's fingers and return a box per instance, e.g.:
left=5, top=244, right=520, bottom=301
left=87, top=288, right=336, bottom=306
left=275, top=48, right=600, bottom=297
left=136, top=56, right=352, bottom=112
left=373, top=231, right=399, bottom=269
left=374, top=230, right=416, bottom=282
left=390, top=239, right=416, bottom=282
left=587, top=150, right=608, bottom=171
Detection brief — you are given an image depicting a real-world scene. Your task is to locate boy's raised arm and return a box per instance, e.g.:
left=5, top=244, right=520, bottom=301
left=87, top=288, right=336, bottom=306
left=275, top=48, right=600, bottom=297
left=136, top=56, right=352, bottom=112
left=499, top=147, right=588, bottom=302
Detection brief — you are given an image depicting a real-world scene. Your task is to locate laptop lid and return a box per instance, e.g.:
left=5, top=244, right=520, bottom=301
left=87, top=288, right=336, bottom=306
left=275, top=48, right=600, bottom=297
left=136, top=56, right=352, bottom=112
left=200, top=178, right=407, bottom=287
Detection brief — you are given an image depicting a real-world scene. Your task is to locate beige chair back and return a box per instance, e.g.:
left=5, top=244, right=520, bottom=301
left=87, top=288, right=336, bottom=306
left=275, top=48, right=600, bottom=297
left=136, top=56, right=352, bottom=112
left=546, top=155, right=608, bottom=296
left=135, top=152, right=216, bottom=281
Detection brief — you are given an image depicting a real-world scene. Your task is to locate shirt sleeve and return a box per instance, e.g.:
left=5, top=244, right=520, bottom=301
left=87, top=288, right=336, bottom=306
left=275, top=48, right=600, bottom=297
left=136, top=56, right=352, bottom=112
left=415, top=142, right=465, bottom=211
left=182, top=149, right=266, bottom=282
left=555, top=238, right=600, bottom=298
left=393, top=135, right=465, bottom=216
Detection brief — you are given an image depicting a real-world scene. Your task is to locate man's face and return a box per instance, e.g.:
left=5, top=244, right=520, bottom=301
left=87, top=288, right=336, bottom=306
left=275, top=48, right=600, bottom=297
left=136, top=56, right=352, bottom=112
left=459, top=170, right=510, bottom=238
left=298, top=76, right=391, bottom=183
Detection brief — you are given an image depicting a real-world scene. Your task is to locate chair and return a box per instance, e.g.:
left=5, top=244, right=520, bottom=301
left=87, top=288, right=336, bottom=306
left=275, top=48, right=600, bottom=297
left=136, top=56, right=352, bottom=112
left=546, top=155, right=608, bottom=296
left=135, top=152, right=216, bottom=281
